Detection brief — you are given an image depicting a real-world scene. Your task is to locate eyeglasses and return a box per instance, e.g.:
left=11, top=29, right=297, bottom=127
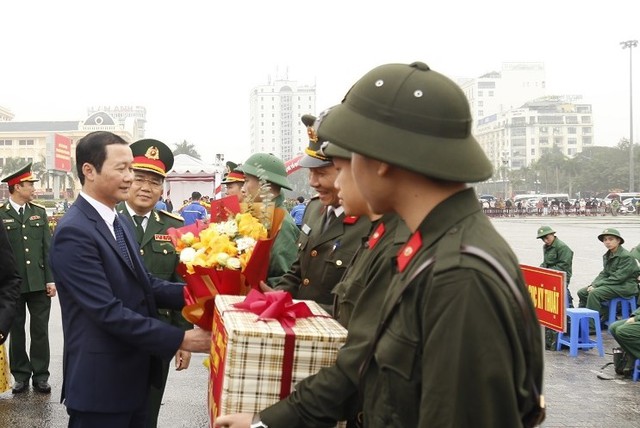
left=133, top=176, right=163, bottom=188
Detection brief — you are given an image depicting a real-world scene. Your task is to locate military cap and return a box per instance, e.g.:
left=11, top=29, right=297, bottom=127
left=317, top=61, right=493, bottom=183
left=221, top=170, right=245, bottom=184
left=130, top=138, right=174, bottom=178
left=536, top=225, right=556, bottom=239
left=239, top=153, right=292, bottom=190
left=319, top=141, right=351, bottom=160
left=598, top=228, right=624, bottom=244
left=1, top=162, right=39, bottom=186
left=298, top=114, right=333, bottom=168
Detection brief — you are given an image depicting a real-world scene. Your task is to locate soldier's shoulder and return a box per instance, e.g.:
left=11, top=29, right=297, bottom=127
left=159, top=210, right=184, bottom=224
left=30, top=201, right=47, bottom=210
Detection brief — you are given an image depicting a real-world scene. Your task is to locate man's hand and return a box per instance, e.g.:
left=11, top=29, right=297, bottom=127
left=175, top=349, right=192, bottom=370
left=626, top=317, right=636, bottom=324
left=46, top=283, right=57, bottom=297
left=259, top=281, right=273, bottom=293
left=215, top=413, right=253, bottom=428
left=180, top=328, right=211, bottom=353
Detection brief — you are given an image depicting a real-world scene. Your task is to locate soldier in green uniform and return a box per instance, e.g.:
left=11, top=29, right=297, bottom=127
left=238, top=152, right=300, bottom=285
left=1, top=163, right=56, bottom=394
left=115, top=139, right=192, bottom=428
left=215, top=138, right=408, bottom=428
left=537, top=225, right=574, bottom=306
left=578, top=228, right=640, bottom=321
left=221, top=162, right=245, bottom=202
left=262, top=115, right=371, bottom=314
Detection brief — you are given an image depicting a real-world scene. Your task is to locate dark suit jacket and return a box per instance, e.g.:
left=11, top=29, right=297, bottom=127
left=49, top=195, right=186, bottom=413
left=0, top=223, right=21, bottom=343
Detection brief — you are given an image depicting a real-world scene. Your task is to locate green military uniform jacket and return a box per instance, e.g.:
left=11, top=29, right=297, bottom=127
left=260, top=212, right=409, bottom=426
left=266, top=194, right=300, bottom=286
left=541, top=236, right=573, bottom=284
left=116, top=202, right=191, bottom=329
left=358, top=188, right=543, bottom=427
left=0, top=201, right=53, bottom=292
left=274, top=199, right=371, bottom=312
left=592, top=246, right=639, bottom=296
left=332, top=213, right=409, bottom=328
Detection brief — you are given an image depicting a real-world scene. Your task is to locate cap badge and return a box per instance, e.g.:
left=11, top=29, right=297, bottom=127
left=145, top=146, right=160, bottom=160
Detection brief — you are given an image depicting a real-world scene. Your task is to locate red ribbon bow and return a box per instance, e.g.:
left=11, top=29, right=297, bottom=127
left=233, top=289, right=313, bottom=328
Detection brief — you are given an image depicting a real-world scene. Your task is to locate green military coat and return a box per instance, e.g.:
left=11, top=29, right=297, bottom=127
left=266, top=194, right=300, bottom=285
left=0, top=201, right=53, bottom=292
left=274, top=199, right=371, bottom=312
left=359, top=189, right=543, bottom=427
left=592, top=246, right=639, bottom=296
left=116, top=203, right=191, bottom=329
left=260, top=213, right=409, bottom=426
left=541, top=236, right=573, bottom=284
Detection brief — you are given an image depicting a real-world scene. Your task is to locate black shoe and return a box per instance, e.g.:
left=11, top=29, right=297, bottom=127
left=33, top=381, right=51, bottom=394
left=12, top=381, right=28, bottom=394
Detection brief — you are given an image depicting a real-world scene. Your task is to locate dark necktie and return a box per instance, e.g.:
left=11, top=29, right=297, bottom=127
left=18, top=206, right=24, bottom=221
left=323, top=207, right=335, bottom=233
left=132, top=215, right=145, bottom=243
left=113, top=217, right=134, bottom=270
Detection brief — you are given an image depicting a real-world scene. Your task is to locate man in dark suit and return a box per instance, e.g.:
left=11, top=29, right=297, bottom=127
left=0, top=162, right=56, bottom=394
left=50, top=131, right=210, bottom=428
left=116, top=138, right=192, bottom=428
left=0, top=223, right=21, bottom=345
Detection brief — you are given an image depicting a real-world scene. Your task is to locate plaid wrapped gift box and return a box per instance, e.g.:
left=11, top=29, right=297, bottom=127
left=209, top=294, right=347, bottom=425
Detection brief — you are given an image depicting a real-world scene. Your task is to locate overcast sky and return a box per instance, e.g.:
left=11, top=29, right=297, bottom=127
left=2, top=0, right=639, bottom=164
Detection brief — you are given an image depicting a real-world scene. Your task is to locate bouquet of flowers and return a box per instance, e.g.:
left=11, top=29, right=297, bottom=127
left=168, top=195, right=286, bottom=329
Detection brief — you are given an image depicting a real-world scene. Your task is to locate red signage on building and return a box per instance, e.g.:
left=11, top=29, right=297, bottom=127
left=54, top=134, right=72, bottom=172
left=521, top=264, right=566, bottom=332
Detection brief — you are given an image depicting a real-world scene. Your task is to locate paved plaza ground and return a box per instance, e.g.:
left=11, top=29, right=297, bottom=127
left=2, top=215, right=640, bottom=427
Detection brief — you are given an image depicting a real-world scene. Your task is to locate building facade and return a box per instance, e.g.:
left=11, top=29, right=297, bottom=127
left=249, top=75, right=316, bottom=161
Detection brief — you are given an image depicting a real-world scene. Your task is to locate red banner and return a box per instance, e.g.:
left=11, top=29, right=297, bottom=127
left=521, top=264, right=566, bottom=332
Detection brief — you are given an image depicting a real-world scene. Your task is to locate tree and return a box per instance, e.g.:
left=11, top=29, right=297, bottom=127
left=173, top=140, right=201, bottom=159
left=1, top=157, right=29, bottom=177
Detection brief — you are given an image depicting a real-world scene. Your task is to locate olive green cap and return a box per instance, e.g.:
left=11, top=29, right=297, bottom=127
left=320, top=142, right=351, bottom=160
left=238, top=153, right=292, bottom=190
left=299, top=114, right=333, bottom=168
left=598, top=228, right=624, bottom=245
left=317, top=61, right=493, bottom=182
left=536, top=226, right=556, bottom=239
left=130, top=138, right=174, bottom=177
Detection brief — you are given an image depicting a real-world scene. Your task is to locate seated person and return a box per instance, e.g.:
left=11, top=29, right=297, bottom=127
left=577, top=228, right=640, bottom=325
left=609, top=309, right=640, bottom=375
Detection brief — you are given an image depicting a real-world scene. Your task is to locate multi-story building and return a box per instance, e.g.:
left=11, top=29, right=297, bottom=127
left=249, top=74, right=316, bottom=161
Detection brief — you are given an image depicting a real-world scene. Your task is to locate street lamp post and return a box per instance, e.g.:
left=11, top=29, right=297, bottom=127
left=621, top=40, right=638, bottom=192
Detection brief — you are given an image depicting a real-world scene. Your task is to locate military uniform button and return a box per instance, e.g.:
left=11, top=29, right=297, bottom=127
left=310, top=250, right=318, bottom=257
left=140, top=249, right=145, bottom=256
left=26, top=260, right=31, bottom=265
left=336, top=260, right=343, bottom=266
left=23, top=236, right=27, bottom=240
left=163, top=249, right=167, bottom=254
left=22, top=224, right=26, bottom=229
left=25, top=248, right=29, bottom=252
left=302, top=278, right=310, bottom=286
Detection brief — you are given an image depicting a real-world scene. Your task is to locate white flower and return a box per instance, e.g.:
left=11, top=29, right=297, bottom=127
left=226, top=257, right=241, bottom=270
left=215, top=252, right=230, bottom=266
left=180, top=232, right=195, bottom=246
left=235, top=237, right=257, bottom=253
left=215, top=220, right=238, bottom=237
left=179, top=247, right=197, bottom=263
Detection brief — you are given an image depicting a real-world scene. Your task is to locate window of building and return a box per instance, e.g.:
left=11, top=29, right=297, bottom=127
left=478, top=110, right=484, bottom=116
left=478, top=101, right=483, bottom=107
left=488, top=91, right=494, bottom=97
left=568, top=148, right=577, bottom=156
left=18, top=139, right=34, bottom=146
left=531, top=148, right=536, bottom=155
left=566, top=116, right=578, bottom=124
left=554, top=137, right=563, bottom=146
left=552, top=127, right=562, bottom=135
left=0, top=139, right=13, bottom=146
left=581, top=116, right=591, bottom=124
left=568, top=138, right=577, bottom=145
left=582, top=127, right=592, bottom=134
left=539, top=126, right=548, bottom=133
left=568, top=127, right=576, bottom=134
left=478, top=90, right=483, bottom=97
left=583, top=136, right=592, bottom=145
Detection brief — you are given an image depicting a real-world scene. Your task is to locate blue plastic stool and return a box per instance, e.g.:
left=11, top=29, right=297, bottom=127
left=603, top=297, right=638, bottom=328
left=556, top=308, right=605, bottom=357
left=634, top=359, right=640, bottom=382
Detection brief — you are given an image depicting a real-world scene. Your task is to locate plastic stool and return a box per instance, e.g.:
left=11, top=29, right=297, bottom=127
left=634, top=359, right=640, bottom=382
left=556, top=308, right=605, bottom=357
left=603, top=297, right=638, bottom=328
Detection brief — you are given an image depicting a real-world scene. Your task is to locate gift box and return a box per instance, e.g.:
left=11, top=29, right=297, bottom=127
left=208, top=292, right=348, bottom=426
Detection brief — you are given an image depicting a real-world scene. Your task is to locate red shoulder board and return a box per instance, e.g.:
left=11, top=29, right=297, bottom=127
left=397, top=231, right=422, bottom=273
left=368, top=222, right=386, bottom=249
left=343, top=215, right=359, bottom=225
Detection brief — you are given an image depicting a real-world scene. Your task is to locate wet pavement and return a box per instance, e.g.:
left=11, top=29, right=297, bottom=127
left=2, top=214, right=640, bottom=427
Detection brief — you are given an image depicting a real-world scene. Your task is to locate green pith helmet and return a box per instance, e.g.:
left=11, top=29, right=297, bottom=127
left=598, top=228, right=624, bottom=245
left=317, top=62, right=493, bottom=182
left=238, top=153, right=292, bottom=190
left=320, top=141, right=351, bottom=160
left=536, top=225, right=556, bottom=239
left=298, top=114, right=333, bottom=168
